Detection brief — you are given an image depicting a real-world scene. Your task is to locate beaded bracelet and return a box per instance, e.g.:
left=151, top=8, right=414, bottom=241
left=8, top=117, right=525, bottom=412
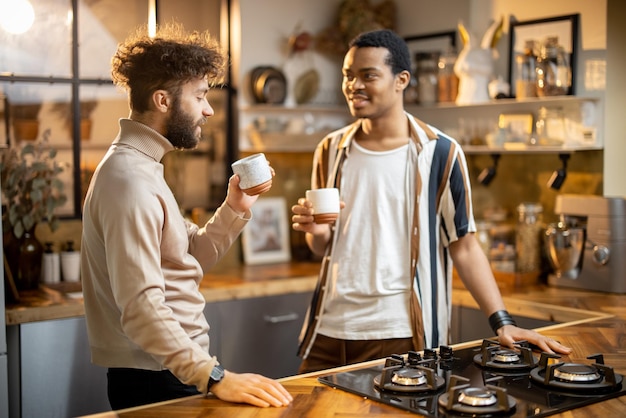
left=488, top=310, right=517, bottom=334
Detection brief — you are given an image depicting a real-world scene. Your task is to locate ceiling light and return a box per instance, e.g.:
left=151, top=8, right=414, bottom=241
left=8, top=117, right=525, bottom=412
left=0, top=0, right=35, bottom=35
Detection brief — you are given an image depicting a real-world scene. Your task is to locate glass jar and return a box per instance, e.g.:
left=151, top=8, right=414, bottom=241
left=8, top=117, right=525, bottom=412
left=515, top=202, right=543, bottom=274
left=490, top=244, right=516, bottom=273
left=515, top=39, right=537, bottom=100
left=437, top=49, right=458, bottom=103
left=535, top=106, right=566, bottom=145
left=535, top=36, right=571, bottom=97
left=415, top=52, right=439, bottom=105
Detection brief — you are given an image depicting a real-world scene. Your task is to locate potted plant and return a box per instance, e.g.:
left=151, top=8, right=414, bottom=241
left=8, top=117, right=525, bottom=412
left=1, top=129, right=68, bottom=290
left=11, top=102, right=42, bottom=141
left=51, top=100, right=98, bottom=140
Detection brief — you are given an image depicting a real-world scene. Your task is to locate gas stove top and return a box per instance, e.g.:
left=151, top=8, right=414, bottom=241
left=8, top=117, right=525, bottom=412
left=318, top=339, right=626, bottom=417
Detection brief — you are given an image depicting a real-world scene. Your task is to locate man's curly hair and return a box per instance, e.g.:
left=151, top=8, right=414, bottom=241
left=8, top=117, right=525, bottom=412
left=111, top=22, right=226, bottom=113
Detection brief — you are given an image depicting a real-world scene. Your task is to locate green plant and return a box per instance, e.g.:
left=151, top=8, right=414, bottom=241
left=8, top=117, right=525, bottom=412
left=0, top=129, right=68, bottom=238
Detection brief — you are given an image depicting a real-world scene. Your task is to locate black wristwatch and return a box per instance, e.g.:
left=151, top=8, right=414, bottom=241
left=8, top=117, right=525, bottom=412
left=207, top=364, right=225, bottom=391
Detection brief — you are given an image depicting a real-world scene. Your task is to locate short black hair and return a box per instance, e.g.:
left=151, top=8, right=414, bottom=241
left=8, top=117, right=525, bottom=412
left=348, top=29, right=411, bottom=75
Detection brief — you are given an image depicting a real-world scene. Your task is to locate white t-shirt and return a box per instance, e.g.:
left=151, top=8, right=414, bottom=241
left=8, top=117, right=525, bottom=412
left=317, top=140, right=413, bottom=340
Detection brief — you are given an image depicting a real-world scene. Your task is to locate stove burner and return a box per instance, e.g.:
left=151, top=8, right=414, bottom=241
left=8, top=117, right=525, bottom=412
left=318, top=344, right=626, bottom=418
left=554, top=364, right=602, bottom=383
left=438, top=375, right=516, bottom=415
left=473, top=338, right=537, bottom=371
left=457, top=387, right=497, bottom=406
left=493, top=349, right=521, bottom=363
left=530, top=352, right=623, bottom=392
left=391, top=368, right=427, bottom=386
left=373, top=351, right=445, bottom=393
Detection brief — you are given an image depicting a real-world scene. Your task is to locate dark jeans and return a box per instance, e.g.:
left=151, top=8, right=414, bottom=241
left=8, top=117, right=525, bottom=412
left=107, top=368, right=201, bottom=410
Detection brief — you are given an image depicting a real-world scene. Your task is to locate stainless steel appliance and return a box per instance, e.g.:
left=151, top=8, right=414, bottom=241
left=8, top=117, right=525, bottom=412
left=547, top=194, right=626, bottom=293
left=319, top=339, right=626, bottom=417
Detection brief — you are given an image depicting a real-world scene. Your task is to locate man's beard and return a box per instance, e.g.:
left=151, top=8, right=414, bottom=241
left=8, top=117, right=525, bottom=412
left=165, top=99, right=204, bottom=150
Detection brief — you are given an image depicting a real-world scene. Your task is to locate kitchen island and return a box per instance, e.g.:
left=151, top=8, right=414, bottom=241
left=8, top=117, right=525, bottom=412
left=3, top=261, right=322, bottom=418
left=73, top=275, right=625, bottom=418
left=5, top=262, right=626, bottom=418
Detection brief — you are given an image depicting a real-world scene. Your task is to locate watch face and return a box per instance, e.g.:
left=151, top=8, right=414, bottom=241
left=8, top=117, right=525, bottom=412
left=211, top=364, right=225, bottom=381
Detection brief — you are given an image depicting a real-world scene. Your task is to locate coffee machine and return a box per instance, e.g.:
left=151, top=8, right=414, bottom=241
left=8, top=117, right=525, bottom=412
left=546, top=194, right=626, bottom=293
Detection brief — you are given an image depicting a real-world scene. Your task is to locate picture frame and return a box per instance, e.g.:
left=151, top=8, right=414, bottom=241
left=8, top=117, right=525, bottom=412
left=404, top=30, right=457, bottom=62
left=242, top=197, right=291, bottom=265
left=508, top=14, right=579, bottom=98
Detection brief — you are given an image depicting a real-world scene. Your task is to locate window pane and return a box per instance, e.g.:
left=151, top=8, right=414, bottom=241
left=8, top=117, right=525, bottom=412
left=78, top=0, right=149, bottom=79
left=1, top=81, right=75, bottom=216
left=80, top=84, right=128, bottom=207
left=0, top=0, right=73, bottom=77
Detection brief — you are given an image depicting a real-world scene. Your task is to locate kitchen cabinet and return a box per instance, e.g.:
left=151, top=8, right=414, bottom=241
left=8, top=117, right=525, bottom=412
left=204, top=291, right=312, bottom=378
left=6, top=317, right=110, bottom=418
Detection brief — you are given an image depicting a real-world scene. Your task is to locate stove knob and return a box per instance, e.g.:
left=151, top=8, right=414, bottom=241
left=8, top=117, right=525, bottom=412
left=407, top=351, right=422, bottom=364
left=439, top=345, right=454, bottom=360
left=424, top=348, right=437, bottom=359
left=592, top=245, right=610, bottom=265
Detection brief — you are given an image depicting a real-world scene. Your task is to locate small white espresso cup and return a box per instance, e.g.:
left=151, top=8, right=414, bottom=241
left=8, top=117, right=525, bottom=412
left=231, top=153, right=273, bottom=195
left=306, top=188, right=340, bottom=224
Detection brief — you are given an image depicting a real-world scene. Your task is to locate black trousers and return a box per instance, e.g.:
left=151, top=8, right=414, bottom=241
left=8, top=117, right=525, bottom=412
left=107, top=368, right=201, bottom=410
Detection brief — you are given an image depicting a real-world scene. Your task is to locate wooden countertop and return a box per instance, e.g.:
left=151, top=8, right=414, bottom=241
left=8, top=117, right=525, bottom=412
left=7, top=262, right=626, bottom=417
left=4, top=261, right=321, bottom=325
left=80, top=284, right=626, bottom=418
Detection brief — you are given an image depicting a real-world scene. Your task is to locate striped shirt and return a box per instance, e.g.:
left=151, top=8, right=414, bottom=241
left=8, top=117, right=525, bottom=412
left=298, top=113, right=475, bottom=358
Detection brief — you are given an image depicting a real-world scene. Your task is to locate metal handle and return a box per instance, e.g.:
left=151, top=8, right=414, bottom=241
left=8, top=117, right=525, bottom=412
left=263, top=312, right=299, bottom=324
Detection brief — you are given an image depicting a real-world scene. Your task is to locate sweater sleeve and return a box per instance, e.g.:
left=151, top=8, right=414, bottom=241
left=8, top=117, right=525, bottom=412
left=188, top=202, right=249, bottom=272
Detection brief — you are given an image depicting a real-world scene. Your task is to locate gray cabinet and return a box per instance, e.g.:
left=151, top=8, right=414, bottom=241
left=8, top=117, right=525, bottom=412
left=204, top=291, right=312, bottom=378
left=7, top=317, right=110, bottom=418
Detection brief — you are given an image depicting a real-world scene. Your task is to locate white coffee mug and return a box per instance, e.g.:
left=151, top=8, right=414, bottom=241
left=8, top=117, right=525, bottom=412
left=306, top=188, right=340, bottom=224
left=231, top=153, right=272, bottom=195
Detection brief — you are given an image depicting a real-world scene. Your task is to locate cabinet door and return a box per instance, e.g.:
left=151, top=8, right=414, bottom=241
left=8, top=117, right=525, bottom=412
left=7, top=318, right=110, bottom=418
left=204, top=292, right=312, bottom=378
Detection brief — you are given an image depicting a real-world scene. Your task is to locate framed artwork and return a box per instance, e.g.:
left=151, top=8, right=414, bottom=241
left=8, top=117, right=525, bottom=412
left=404, top=30, right=457, bottom=58
left=242, top=197, right=291, bottom=265
left=508, top=14, right=579, bottom=97
left=404, top=30, right=456, bottom=69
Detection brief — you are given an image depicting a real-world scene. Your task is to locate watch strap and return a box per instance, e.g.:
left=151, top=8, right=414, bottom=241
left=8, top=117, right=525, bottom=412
left=207, top=364, right=225, bottom=391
